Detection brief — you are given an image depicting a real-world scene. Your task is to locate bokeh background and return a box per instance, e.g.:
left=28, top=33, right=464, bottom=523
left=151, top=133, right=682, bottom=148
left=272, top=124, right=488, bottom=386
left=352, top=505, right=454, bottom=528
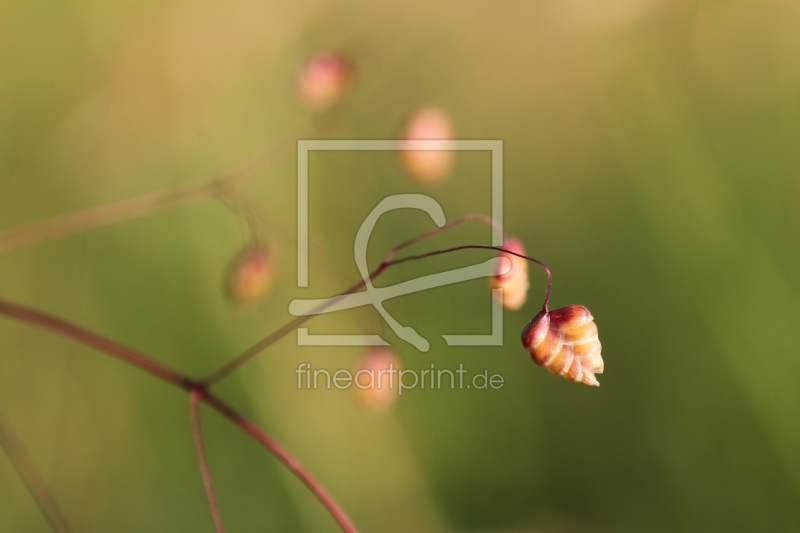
left=2, top=1, right=800, bottom=531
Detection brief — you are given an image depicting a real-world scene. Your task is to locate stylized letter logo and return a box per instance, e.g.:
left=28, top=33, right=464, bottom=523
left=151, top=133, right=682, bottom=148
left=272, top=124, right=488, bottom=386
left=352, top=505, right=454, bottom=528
left=290, top=194, right=509, bottom=351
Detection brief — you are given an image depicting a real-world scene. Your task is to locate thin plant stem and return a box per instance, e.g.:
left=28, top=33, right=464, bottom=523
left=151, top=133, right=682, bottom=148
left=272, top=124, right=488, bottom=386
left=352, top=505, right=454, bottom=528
left=202, top=219, right=547, bottom=384
left=213, top=190, right=381, bottom=332
left=0, top=300, right=193, bottom=389
left=199, top=268, right=387, bottom=385
left=189, top=388, right=225, bottom=533
left=0, top=218, right=550, bottom=533
left=201, top=390, right=359, bottom=533
left=0, top=300, right=356, bottom=532
left=201, top=215, right=503, bottom=384
left=387, top=244, right=552, bottom=312
left=381, top=213, right=505, bottom=264
left=0, top=125, right=302, bottom=255
left=0, top=408, right=73, bottom=533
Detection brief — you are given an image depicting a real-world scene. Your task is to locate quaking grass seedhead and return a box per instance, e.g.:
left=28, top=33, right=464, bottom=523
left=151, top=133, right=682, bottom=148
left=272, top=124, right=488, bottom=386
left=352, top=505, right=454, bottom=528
left=353, top=348, right=401, bottom=411
left=521, top=304, right=604, bottom=387
left=489, top=238, right=529, bottom=310
left=226, top=243, right=275, bottom=304
left=296, top=51, right=353, bottom=110
left=399, top=106, right=455, bottom=183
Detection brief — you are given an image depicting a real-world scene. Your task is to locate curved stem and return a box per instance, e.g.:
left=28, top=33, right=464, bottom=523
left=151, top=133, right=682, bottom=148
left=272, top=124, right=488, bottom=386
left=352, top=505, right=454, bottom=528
left=0, top=125, right=302, bottom=255
left=202, top=391, right=358, bottom=533
left=0, top=221, right=550, bottom=533
left=387, top=244, right=551, bottom=312
left=202, top=215, right=507, bottom=384
left=200, top=264, right=388, bottom=385
left=0, top=300, right=357, bottom=533
left=189, top=388, right=225, bottom=533
left=214, top=190, right=380, bottom=332
left=203, top=226, right=549, bottom=385
left=381, top=213, right=503, bottom=264
left=0, top=300, right=193, bottom=389
left=0, top=408, right=73, bottom=533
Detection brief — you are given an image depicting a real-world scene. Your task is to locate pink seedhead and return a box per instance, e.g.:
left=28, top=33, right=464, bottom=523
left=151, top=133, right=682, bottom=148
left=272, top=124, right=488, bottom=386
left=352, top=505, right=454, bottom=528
left=399, top=106, right=455, bottom=183
left=296, top=51, right=352, bottom=110
left=353, top=348, right=401, bottom=411
left=490, top=238, right=529, bottom=310
left=521, top=304, right=604, bottom=386
left=226, top=243, right=275, bottom=304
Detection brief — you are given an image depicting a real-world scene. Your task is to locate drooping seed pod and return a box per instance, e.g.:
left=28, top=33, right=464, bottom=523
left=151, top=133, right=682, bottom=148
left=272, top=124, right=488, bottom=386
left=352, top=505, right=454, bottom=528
left=489, top=238, right=529, bottom=310
left=296, top=51, right=353, bottom=110
left=226, top=243, right=275, bottom=304
left=353, top=348, right=401, bottom=411
left=399, top=107, right=455, bottom=183
left=521, top=305, right=603, bottom=386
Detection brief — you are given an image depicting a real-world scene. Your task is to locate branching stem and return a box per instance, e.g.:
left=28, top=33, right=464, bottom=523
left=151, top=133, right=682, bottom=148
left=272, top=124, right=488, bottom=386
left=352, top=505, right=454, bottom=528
left=0, top=299, right=357, bottom=532
left=203, top=219, right=549, bottom=384
left=0, top=214, right=550, bottom=533
left=201, top=390, right=359, bottom=533
left=0, top=126, right=301, bottom=254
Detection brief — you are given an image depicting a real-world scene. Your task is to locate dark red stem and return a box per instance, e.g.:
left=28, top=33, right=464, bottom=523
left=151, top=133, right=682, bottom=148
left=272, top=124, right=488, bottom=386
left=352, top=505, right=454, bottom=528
left=0, top=299, right=357, bottom=533
left=203, top=238, right=552, bottom=384
left=0, top=218, right=550, bottom=533
left=0, top=300, right=193, bottom=389
left=202, top=390, right=358, bottom=533
left=202, top=215, right=526, bottom=384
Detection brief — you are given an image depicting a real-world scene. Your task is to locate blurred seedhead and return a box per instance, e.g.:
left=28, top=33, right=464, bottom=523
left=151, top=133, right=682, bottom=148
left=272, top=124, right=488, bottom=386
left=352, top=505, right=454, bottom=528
left=353, top=348, right=402, bottom=412
left=490, top=238, right=530, bottom=310
left=225, top=242, right=275, bottom=305
left=296, top=51, right=354, bottom=110
left=399, top=106, right=455, bottom=183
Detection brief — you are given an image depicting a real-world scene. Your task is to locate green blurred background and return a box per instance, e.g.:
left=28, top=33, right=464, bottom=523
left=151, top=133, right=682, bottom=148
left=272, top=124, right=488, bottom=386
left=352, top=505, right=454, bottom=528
left=2, top=1, right=800, bottom=531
